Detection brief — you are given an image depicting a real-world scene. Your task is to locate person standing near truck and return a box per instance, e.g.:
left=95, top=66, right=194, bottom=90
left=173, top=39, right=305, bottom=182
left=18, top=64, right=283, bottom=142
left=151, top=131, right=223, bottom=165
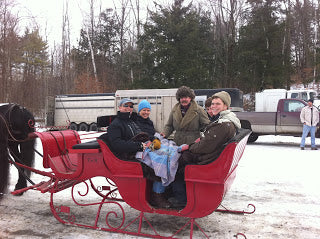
left=300, top=99, right=319, bottom=150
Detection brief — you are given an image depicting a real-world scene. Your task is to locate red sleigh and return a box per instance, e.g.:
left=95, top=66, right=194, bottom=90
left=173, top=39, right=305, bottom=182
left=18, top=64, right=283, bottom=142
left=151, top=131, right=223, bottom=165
left=12, top=128, right=253, bottom=238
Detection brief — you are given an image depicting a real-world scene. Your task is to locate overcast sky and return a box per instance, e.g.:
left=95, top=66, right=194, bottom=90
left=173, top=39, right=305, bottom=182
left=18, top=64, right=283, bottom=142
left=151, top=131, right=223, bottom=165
left=15, top=0, right=102, bottom=48
left=14, top=0, right=137, bottom=49
left=14, top=0, right=197, bottom=50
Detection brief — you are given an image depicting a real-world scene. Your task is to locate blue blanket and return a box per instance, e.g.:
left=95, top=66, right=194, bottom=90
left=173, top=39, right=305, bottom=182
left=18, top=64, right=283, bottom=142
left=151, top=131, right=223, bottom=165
left=136, top=133, right=183, bottom=186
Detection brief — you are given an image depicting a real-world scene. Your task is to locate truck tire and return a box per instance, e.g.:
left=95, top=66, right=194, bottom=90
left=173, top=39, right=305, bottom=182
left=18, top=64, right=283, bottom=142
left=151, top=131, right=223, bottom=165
left=248, top=133, right=259, bottom=143
left=79, top=122, right=89, bottom=131
left=89, top=123, right=98, bottom=131
left=69, top=122, right=78, bottom=131
left=239, top=120, right=258, bottom=143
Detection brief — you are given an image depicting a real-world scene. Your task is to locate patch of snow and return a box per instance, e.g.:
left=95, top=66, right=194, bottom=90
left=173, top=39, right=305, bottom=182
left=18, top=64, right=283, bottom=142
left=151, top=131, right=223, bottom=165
left=1, top=133, right=320, bottom=238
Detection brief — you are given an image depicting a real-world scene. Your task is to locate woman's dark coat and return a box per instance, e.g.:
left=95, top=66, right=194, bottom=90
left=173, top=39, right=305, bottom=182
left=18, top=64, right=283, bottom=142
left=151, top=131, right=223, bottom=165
left=136, top=115, right=156, bottom=140
left=98, top=111, right=142, bottom=159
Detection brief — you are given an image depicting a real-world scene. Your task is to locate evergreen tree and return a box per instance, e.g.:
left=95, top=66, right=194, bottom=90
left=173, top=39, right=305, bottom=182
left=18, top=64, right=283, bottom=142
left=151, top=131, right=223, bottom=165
left=237, top=0, right=290, bottom=92
left=136, top=0, right=214, bottom=88
left=71, top=8, right=121, bottom=92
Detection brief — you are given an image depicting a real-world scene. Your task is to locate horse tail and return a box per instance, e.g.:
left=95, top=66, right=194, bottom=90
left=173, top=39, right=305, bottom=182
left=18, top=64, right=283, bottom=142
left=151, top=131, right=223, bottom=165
left=0, top=125, right=9, bottom=200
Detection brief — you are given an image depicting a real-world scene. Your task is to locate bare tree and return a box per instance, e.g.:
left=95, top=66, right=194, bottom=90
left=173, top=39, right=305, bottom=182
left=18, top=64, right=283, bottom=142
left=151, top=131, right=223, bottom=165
left=61, top=0, right=73, bottom=93
left=207, top=0, right=246, bottom=87
left=0, top=0, right=20, bottom=102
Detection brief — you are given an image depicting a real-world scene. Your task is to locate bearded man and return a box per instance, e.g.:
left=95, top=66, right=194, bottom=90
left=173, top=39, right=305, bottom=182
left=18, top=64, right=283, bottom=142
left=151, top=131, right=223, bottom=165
left=161, top=86, right=210, bottom=145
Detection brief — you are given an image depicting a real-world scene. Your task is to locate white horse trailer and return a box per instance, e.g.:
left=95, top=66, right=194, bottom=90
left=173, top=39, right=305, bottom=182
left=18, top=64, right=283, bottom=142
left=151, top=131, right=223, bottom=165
left=115, top=89, right=178, bottom=132
left=48, top=93, right=115, bottom=131
left=46, top=88, right=243, bottom=131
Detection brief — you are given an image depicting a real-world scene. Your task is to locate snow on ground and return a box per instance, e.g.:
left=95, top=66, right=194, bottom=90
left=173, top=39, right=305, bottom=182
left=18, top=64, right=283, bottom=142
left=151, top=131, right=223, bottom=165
left=1, top=133, right=320, bottom=239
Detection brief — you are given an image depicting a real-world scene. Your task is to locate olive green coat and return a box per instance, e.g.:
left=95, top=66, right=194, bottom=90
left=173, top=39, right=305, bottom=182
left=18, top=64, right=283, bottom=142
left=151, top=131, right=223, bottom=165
left=162, top=101, right=210, bottom=145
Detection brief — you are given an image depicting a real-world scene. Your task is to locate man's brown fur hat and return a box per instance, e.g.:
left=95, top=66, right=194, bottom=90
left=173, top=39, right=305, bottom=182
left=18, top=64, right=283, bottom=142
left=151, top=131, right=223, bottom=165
left=176, top=86, right=195, bottom=101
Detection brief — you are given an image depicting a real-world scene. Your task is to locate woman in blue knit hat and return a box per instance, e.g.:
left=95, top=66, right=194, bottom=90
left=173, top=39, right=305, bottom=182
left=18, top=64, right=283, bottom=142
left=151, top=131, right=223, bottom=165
left=136, top=100, right=155, bottom=140
left=136, top=100, right=173, bottom=208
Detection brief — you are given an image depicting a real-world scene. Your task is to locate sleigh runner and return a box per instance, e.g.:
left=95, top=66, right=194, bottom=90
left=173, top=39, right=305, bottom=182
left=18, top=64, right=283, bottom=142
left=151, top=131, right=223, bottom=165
left=12, top=128, right=253, bottom=238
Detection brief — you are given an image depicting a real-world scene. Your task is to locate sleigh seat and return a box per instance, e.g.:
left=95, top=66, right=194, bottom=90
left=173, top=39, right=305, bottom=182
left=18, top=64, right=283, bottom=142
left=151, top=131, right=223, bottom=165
left=35, top=130, right=110, bottom=181
left=71, top=140, right=101, bottom=150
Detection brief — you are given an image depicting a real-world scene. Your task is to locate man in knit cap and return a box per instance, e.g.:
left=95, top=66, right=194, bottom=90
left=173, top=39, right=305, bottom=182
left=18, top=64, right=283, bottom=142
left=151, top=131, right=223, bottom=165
left=186, top=90, right=241, bottom=162
left=169, top=91, right=241, bottom=208
left=161, top=86, right=210, bottom=145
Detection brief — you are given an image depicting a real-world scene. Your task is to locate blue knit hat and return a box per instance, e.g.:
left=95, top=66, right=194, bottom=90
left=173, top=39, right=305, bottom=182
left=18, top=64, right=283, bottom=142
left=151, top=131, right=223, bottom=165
left=138, top=100, right=151, bottom=112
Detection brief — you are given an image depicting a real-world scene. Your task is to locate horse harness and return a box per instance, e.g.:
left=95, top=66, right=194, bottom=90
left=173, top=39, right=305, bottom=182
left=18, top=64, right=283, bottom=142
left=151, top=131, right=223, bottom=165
left=0, top=104, right=36, bottom=186
left=0, top=104, right=33, bottom=142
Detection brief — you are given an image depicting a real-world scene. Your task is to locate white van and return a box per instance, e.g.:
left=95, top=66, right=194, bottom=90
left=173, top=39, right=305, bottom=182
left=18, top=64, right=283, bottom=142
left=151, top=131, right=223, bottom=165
left=255, top=89, right=318, bottom=112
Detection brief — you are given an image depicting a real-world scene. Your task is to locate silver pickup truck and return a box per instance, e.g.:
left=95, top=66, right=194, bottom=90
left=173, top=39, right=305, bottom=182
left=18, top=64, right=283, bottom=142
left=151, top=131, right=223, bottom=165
left=235, top=98, right=320, bottom=142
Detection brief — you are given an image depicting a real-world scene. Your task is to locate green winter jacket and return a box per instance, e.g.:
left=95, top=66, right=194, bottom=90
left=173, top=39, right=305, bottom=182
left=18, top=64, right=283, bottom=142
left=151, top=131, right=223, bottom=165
left=162, top=100, right=210, bottom=145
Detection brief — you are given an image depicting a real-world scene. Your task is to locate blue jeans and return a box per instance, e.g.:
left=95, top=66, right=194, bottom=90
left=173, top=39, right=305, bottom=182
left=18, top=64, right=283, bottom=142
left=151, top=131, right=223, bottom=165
left=152, top=181, right=166, bottom=193
left=300, top=125, right=316, bottom=148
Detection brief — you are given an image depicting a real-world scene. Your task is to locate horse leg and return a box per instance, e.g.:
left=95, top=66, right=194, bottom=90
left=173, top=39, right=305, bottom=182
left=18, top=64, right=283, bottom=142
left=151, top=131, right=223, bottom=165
left=8, top=141, right=27, bottom=194
left=9, top=140, right=34, bottom=194
left=0, top=141, right=9, bottom=200
left=14, top=139, right=35, bottom=195
left=20, top=139, right=35, bottom=177
left=0, top=121, right=9, bottom=200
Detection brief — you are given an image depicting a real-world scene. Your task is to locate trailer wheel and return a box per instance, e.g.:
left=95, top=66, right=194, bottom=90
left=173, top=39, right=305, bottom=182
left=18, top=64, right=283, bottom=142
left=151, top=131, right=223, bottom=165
left=79, top=122, right=89, bottom=131
left=69, top=122, right=78, bottom=131
left=89, top=123, right=98, bottom=131
left=248, top=133, right=259, bottom=143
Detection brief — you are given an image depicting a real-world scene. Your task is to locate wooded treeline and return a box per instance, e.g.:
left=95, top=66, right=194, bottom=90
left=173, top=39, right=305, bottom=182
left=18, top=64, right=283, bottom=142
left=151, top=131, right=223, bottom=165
left=0, top=0, right=320, bottom=115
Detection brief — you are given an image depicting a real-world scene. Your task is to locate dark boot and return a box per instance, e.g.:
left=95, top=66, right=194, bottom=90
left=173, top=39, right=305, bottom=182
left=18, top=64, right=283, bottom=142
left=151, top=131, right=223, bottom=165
left=171, top=180, right=187, bottom=204
left=168, top=197, right=186, bottom=210
left=150, top=192, right=172, bottom=209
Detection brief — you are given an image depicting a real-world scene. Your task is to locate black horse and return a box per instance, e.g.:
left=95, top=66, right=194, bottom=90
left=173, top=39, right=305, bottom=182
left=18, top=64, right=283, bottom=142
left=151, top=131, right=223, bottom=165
left=0, top=103, right=35, bottom=199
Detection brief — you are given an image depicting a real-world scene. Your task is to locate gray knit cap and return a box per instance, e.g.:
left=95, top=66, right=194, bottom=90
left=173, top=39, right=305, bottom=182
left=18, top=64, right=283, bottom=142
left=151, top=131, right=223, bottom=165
left=212, top=91, right=231, bottom=107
